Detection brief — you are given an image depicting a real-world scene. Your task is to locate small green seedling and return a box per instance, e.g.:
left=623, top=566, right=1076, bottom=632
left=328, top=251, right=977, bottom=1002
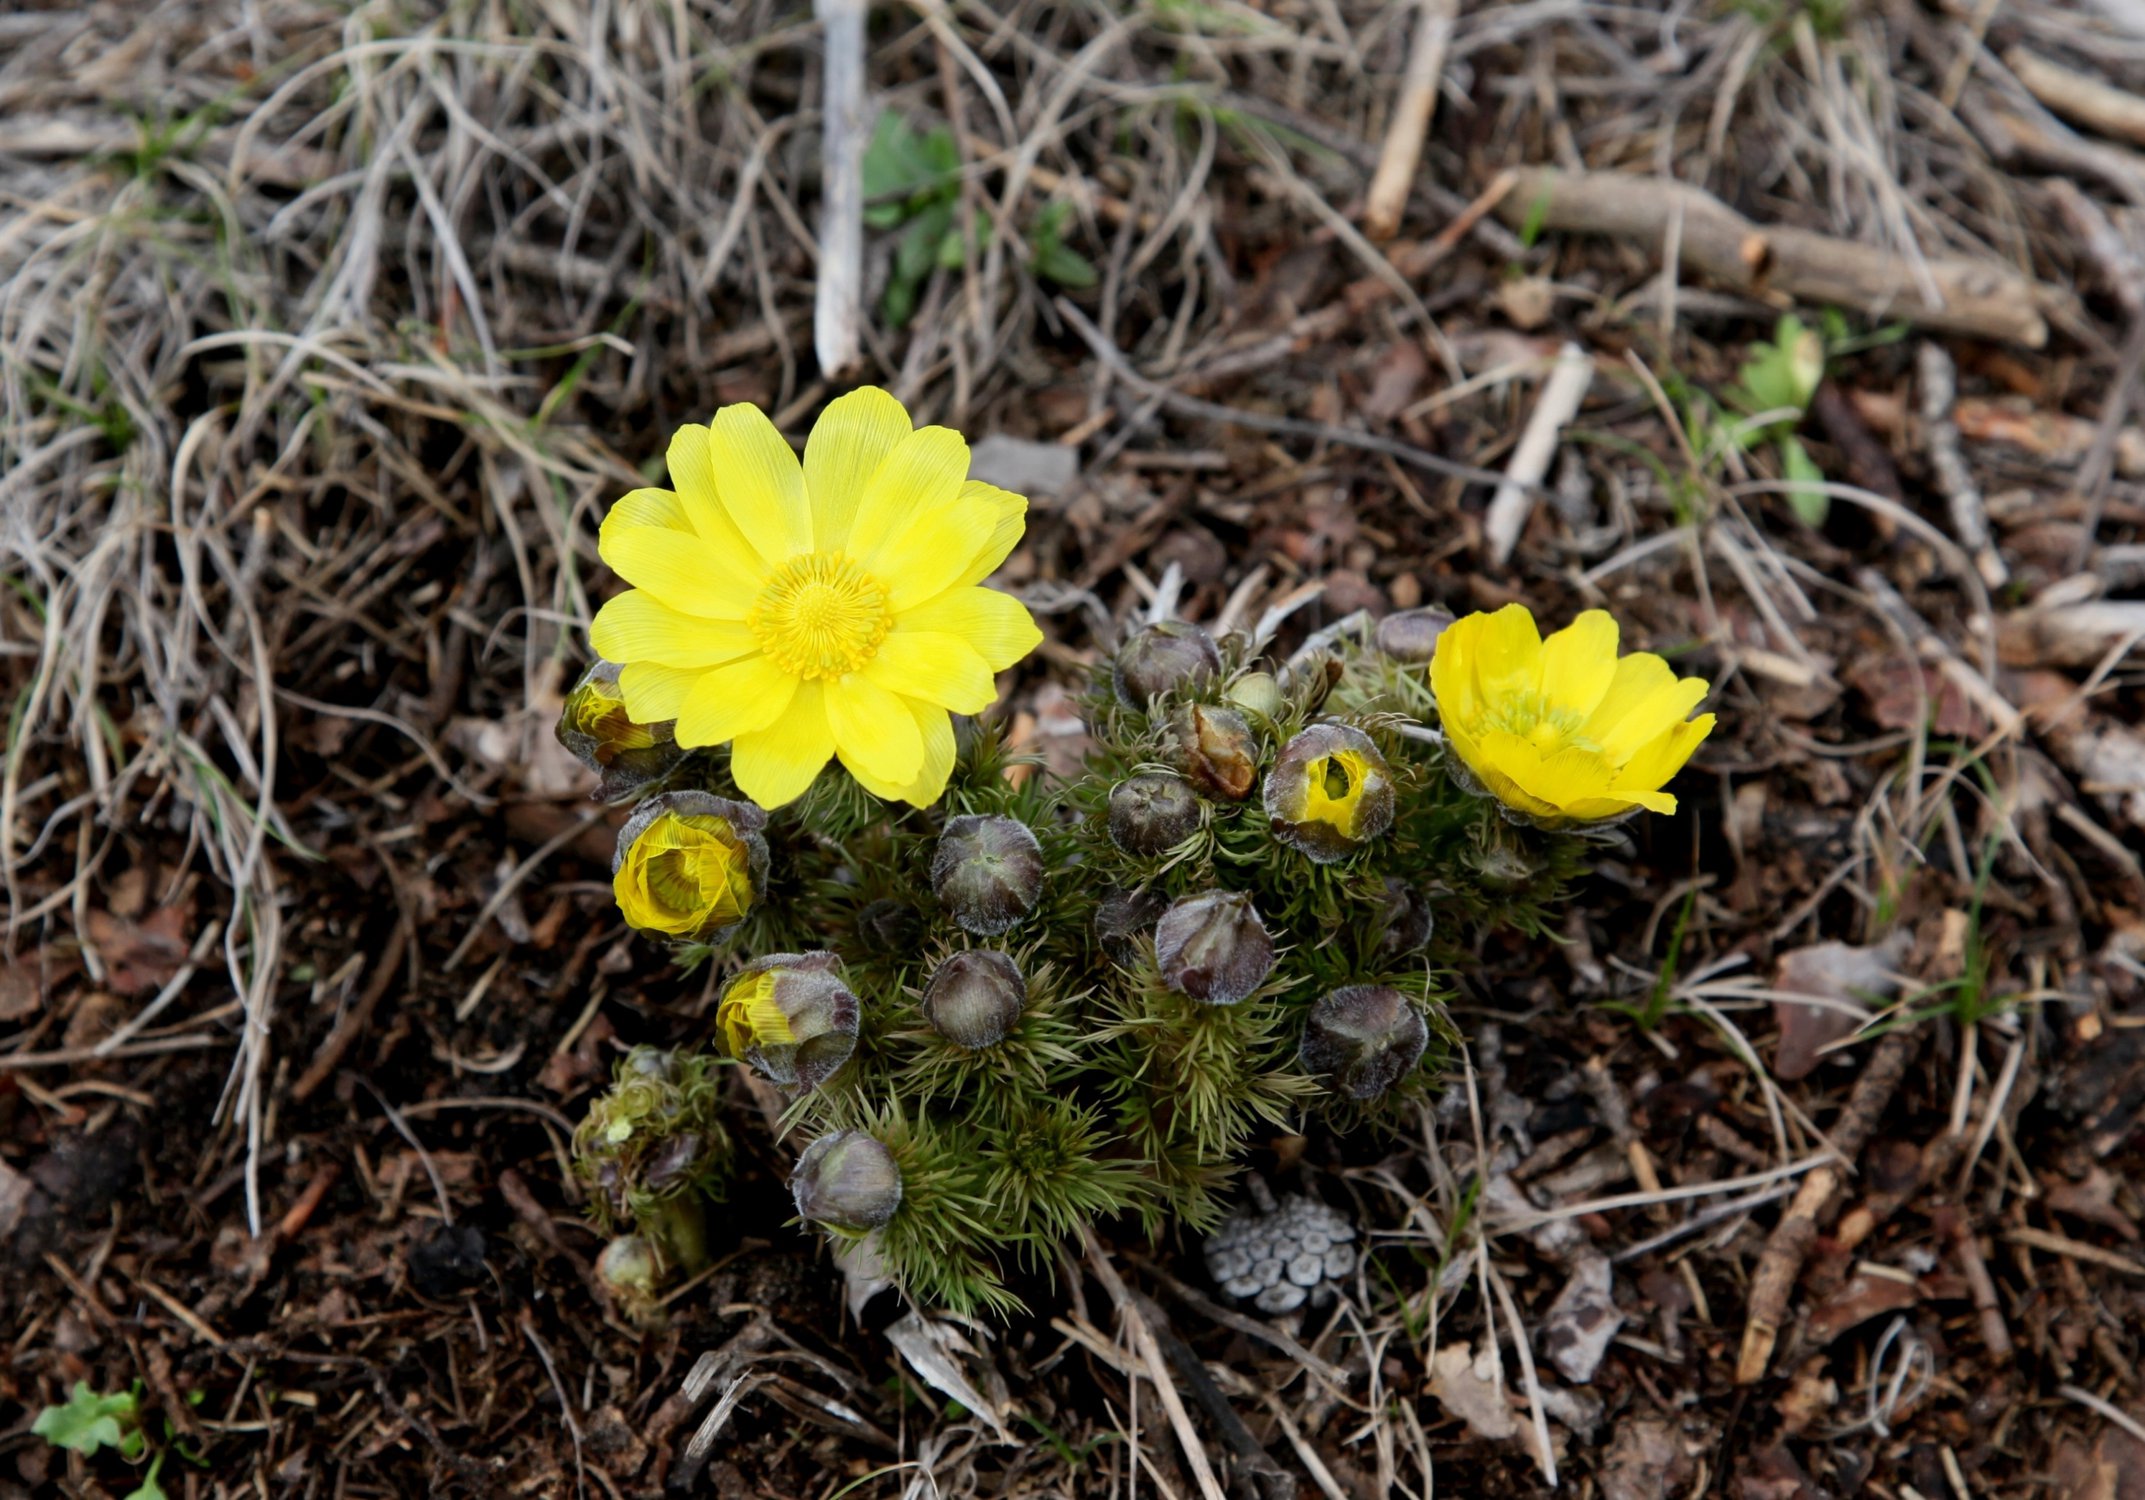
left=32, top=1382, right=146, bottom=1460
left=1724, top=313, right=1828, bottom=525
left=863, top=112, right=1097, bottom=326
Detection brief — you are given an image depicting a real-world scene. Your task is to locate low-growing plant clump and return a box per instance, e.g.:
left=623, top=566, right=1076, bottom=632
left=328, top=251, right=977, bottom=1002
left=561, top=388, right=1714, bottom=1317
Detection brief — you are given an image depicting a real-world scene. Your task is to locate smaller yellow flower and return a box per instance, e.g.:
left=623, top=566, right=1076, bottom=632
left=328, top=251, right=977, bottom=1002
left=611, top=792, right=767, bottom=940
left=715, top=951, right=859, bottom=1090
left=1430, top=605, right=1714, bottom=823
left=1263, top=723, right=1396, bottom=863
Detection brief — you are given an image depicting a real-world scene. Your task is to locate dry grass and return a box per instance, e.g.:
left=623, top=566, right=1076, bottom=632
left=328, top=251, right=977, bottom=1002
left=4, top=0, right=2144, bottom=1495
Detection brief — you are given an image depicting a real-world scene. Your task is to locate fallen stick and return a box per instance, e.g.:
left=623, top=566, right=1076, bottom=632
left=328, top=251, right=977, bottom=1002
left=1735, top=1028, right=1918, bottom=1385
left=1483, top=341, right=1593, bottom=567
left=2007, top=46, right=2145, bottom=150
left=1363, top=0, right=1457, bottom=241
left=1494, top=168, right=2049, bottom=348
left=1916, top=343, right=2010, bottom=589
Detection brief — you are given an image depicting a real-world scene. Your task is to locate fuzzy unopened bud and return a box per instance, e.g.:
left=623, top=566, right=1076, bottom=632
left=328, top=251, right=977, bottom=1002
left=1094, top=888, right=1168, bottom=968
left=1375, top=878, right=1434, bottom=957
left=922, top=950, right=1026, bottom=1049
left=1263, top=723, right=1396, bottom=864
left=792, top=1131, right=903, bottom=1232
left=856, top=898, right=923, bottom=952
left=1300, top=985, right=1429, bottom=1100
left=1373, top=608, right=1456, bottom=665
left=1155, top=890, right=1276, bottom=1005
left=597, top=1235, right=662, bottom=1323
left=1109, top=773, right=1200, bottom=856
left=1225, top=671, right=1283, bottom=720
left=1114, top=621, right=1221, bottom=709
left=1174, top=703, right=1258, bottom=801
left=716, top=952, right=859, bottom=1090
left=932, top=814, right=1044, bottom=935
left=556, top=659, right=689, bottom=795
left=611, top=791, right=768, bottom=941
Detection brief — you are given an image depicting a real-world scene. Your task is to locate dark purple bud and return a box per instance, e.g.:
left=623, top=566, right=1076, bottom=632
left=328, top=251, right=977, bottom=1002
left=792, top=1132, right=904, bottom=1232
left=1373, top=607, right=1456, bottom=665
left=1376, top=879, right=1435, bottom=957
left=1094, top=888, right=1168, bottom=968
left=1155, top=890, right=1276, bottom=1005
left=1114, top=621, right=1221, bottom=709
left=1300, top=985, right=1429, bottom=1100
left=922, top=950, right=1027, bottom=1049
left=1109, top=772, right=1200, bottom=857
left=932, top=814, right=1045, bottom=935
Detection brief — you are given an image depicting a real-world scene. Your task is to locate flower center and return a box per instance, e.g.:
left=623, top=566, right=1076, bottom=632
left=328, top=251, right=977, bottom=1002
left=1479, top=692, right=1599, bottom=757
left=746, top=551, right=892, bottom=680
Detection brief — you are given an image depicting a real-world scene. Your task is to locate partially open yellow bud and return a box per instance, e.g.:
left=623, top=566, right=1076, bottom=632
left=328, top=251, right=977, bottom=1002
left=715, top=951, right=859, bottom=1090
left=557, top=659, right=688, bottom=796
left=611, top=792, right=768, bottom=941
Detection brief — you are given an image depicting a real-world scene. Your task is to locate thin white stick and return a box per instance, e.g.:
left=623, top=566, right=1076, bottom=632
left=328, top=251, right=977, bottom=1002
left=1484, top=343, right=1593, bottom=567
left=814, top=0, right=868, bottom=378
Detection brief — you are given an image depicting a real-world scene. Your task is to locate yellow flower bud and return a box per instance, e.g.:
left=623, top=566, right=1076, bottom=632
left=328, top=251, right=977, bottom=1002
left=1263, top=723, right=1396, bottom=863
left=557, top=660, right=688, bottom=795
left=716, top=951, right=859, bottom=1090
left=611, top=792, right=768, bottom=941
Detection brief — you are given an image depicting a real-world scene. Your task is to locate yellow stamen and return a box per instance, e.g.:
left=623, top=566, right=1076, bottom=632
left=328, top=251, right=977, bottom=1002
left=746, top=551, right=893, bottom=680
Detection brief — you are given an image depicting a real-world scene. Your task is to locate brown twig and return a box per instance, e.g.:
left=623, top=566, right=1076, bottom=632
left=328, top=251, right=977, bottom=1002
left=1493, top=167, right=2049, bottom=348
left=1735, top=1028, right=1919, bottom=1385
left=1362, top=0, right=1455, bottom=241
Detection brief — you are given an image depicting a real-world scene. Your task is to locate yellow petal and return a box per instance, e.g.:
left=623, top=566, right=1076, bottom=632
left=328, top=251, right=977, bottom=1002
left=1578, top=652, right=1677, bottom=746
left=1469, top=604, right=1544, bottom=705
left=948, top=480, right=1028, bottom=589
left=1563, top=789, right=1675, bottom=819
left=864, top=486, right=998, bottom=611
left=824, top=675, right=925, bottom=785
left=1538, top=610, right=1619, bottom=719
left=674, top=654, right=799, bottom=746
left=669, top=424, right=773, bottom=568
left=1429, top=615, right=1481, bottom=730
left=730, top=681, right=834, bottom=808
left=804, top=387, right=913, bottom=551
left=1611, top=712, right=1715, bottom=796
left=894, top=586, right=1041, bottom=672
left=1477, top=729, right=1615, bottom=813
left=841, top=701, right=956, bottom=806
left=847, top=425, right=969, bottom=576
left=600, top=497, right=763, bottom=618
left=617, top=661, right=700, bottom=722
left=709, top=403, right=812, bottom=564
left=1596, top=676, right=1710, bottom=764
left=864, top=630, right=997, bottom=714
left=1472, top=761, right=1563, bottom=820
left=591, top=591, right=758, bottom=667
left=606, top=484, right=691, bottom=535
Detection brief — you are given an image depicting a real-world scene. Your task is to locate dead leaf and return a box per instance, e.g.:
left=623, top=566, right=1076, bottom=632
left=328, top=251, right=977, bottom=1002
left=1771, top=932, right=1910, bottom=1081
left=1847, top=656, right=1984, bottom=737
left=0, top=1157, right=35, bottom=1244
left=1540, top=1254, right=1624, bottom=1384
left=1427, top=1341, right=1518, bottom=1441
left=1805, top=1270, right=1917, bottom=1345
left=2050, top=1415, right=2145, bottom=1500
left=2044, top=1167, right=2141, bottom=1242
left=884, top=1312, right=1014, bottom=1442
left=1360, top=341, right=1428, bottom=422
left=1774, top=1362, right=1837, bottom=1436
left=84, top=905, right=190, bottom=997
left=1598, top=1418, right=1693, bottom=1500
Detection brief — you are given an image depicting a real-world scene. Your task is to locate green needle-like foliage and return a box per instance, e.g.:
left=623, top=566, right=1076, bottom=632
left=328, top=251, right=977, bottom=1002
left=568, top=622, right=1600, bottom=1319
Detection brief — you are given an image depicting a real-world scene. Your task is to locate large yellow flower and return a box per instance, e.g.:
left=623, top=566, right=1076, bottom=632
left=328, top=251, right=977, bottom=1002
left=591, top=388, right=1043, bottom=808
left=1430, top=605, right=1714, bottom=822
